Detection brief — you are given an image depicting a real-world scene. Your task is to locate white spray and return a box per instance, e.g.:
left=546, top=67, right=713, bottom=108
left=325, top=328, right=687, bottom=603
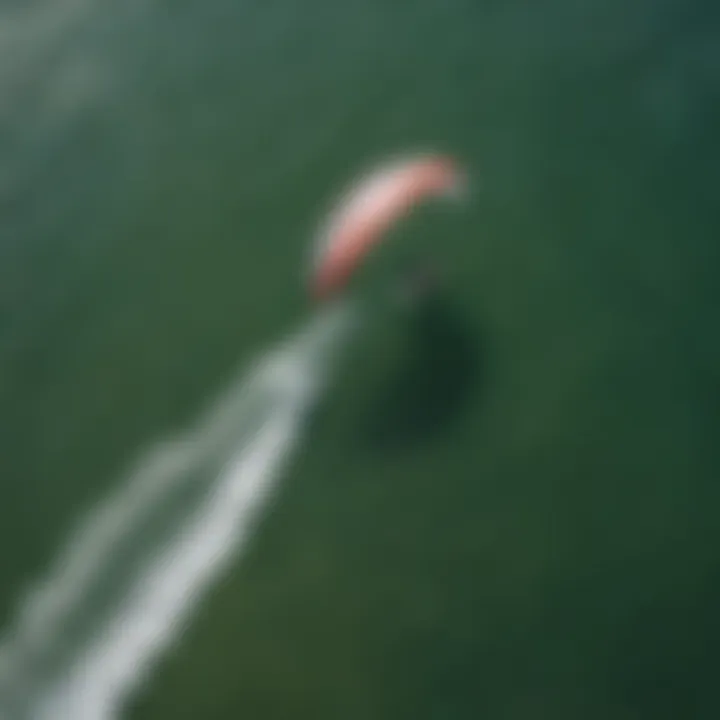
left=0, top=302, right=355, bottom=720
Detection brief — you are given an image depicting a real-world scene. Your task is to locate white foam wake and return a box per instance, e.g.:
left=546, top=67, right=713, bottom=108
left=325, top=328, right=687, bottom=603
left=0, top=302, right=354, bottom=720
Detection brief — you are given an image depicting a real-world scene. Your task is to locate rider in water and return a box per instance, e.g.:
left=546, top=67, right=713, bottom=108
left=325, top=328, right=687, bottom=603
left=391, top=256, right=441, bottom=309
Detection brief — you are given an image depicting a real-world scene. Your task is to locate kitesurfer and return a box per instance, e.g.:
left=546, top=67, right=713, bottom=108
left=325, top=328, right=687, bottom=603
left=308, top=153, right=465, bottom=301
left=392, top=257, right=442, bottom=309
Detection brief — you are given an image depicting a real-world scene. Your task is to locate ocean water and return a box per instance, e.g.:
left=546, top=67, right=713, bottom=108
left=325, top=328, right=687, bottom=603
left=0, top=0, right=719, bottom=718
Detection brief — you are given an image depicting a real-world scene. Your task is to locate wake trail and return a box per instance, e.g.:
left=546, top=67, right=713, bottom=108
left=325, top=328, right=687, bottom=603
left=0, top=302, right=354, bottom=720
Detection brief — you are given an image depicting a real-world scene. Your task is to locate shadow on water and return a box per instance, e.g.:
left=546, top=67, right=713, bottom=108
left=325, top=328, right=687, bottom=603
left=361, top=290, right=485, bottom=455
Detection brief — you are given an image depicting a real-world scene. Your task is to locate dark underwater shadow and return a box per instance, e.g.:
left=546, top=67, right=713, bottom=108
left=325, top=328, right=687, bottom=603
left=360, top=290, right=485, bottom=455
